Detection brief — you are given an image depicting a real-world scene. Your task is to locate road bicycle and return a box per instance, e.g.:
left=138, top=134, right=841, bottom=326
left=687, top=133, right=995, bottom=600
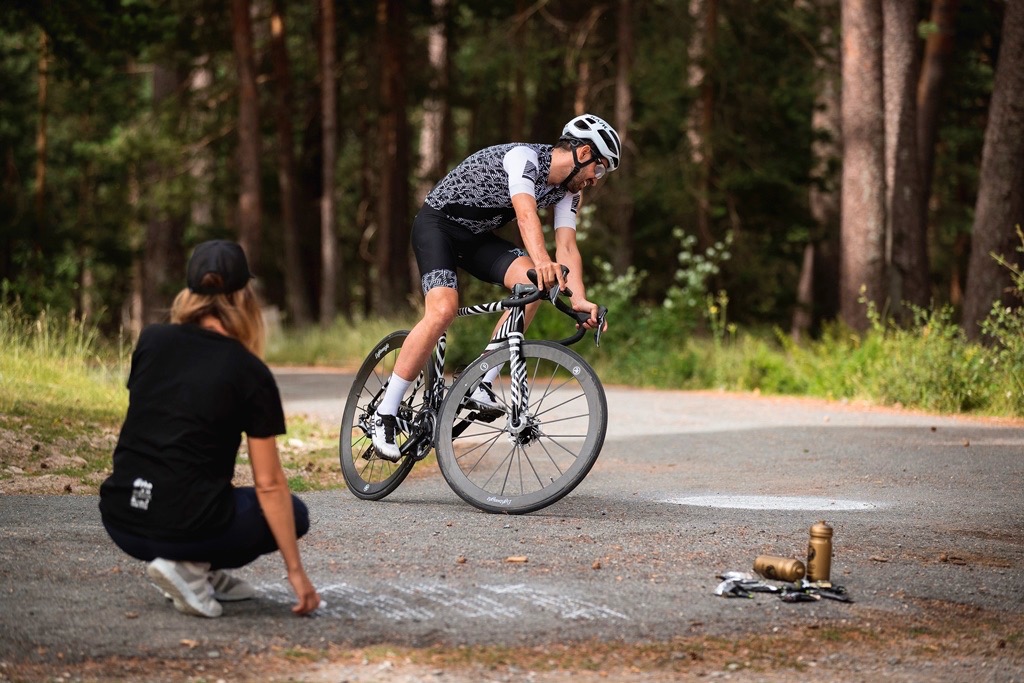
left=339, top=269, right=608, bottom=514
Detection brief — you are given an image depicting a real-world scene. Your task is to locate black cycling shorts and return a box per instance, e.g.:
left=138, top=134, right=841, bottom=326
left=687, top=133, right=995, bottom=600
left=412, top=204, right=527, bottom=294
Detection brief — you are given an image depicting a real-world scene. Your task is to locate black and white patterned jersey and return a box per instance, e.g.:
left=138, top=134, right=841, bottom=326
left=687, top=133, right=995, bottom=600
left=424, top=143, right=581, bottom=234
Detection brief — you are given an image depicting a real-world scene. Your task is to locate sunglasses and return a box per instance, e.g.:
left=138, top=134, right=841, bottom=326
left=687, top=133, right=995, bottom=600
left=592, top=159, right=608, bottom=180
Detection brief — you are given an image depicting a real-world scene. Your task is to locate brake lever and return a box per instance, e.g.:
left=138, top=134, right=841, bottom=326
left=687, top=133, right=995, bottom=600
left=594, top=306, right=608, bottom=347
left=548, top=283, right=563, bottom=305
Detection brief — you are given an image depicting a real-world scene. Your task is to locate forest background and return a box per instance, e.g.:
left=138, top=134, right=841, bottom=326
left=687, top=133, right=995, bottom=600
left=1, top=0, right=1023, bottom=418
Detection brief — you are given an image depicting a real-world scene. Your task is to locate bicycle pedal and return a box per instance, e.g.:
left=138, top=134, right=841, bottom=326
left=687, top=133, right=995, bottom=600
left=471, top=407, right=504, bottom=422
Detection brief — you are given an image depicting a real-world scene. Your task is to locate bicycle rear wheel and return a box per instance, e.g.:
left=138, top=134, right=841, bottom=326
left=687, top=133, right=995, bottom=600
left=435, top=341, right=607, bottom=514
left=340, top=331, right=428, bottom=500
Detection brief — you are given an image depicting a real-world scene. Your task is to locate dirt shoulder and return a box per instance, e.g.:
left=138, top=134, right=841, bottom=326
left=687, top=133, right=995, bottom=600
left=5, top=604, right=1020, bottom=682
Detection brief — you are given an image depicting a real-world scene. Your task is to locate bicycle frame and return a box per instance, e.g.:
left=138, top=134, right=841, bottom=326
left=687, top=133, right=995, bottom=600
left=410, top=288, right=534, bottom=454
left=366, top=274, right=604, bottom=463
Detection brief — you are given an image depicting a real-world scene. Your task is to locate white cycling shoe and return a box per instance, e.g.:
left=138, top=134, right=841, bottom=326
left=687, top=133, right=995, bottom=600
left=370, top=412, right=402, bottom=462
left=469, top=381, right=501, bottom=410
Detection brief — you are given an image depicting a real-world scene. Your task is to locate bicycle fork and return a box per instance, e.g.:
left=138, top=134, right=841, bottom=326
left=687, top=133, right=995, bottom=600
left=480, top=305, right=533, bottom=437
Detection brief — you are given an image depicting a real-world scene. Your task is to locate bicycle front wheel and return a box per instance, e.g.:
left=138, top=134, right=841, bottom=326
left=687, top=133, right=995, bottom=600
left=436, top=341, right=607, bottom=514
left=340, top=331, right=424, bottom=500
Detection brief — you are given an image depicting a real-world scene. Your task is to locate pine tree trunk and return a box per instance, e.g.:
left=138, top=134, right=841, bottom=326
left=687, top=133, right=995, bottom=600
left=270, top=0, right=312, bottom=327
left=34, top=31, right=48, bottom=243
left=962, top=0, right=1024, bottom=339
left=143, top=64, right=185, bottom=325
left=917, top=0, right=960, bottom=229
left=883, top=0, right=928, bottom=317
left=795, top=0, right=841, bottom=339
left=509, top=0, right=527, bottom=141
left=840, top=0, right=886, bottom=332
left=610, top=0, right=635, bottom=275
left=374, top=0, right=411, bottom=314
left=792, top=243, right=815, bottom=341
left=416, top=0, right=449, bottom=205
left=319, top=0, right=338, bottom=327
left=231, top=0, right=262, bottom=268
left=127, top=165, right=143, bottom=340
left=687, top=0, right=717, bottom=247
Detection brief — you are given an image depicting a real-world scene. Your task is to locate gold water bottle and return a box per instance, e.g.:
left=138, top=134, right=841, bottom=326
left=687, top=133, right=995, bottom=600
left=806, top=521, right=833, bottom=582
left=753, top=555, right=806, bottom=582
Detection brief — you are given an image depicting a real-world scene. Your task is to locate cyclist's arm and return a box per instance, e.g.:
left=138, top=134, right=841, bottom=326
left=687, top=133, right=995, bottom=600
left=554, top=193, right=604, bottom=330
left=504, top=146, right=565, bottom=291
left=553, top=227, right=598, bottom=326
left=511, top=192, right=564, bottom=291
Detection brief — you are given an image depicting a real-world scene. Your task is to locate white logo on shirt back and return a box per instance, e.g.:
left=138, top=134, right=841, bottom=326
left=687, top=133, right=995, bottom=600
left=130, top=478, right=153, bottom=510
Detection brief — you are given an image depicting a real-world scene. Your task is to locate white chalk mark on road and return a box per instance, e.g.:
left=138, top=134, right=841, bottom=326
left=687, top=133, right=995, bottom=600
left=661, top=494, right=881, bottom=510
left=254, top=581, right=628, bottom=622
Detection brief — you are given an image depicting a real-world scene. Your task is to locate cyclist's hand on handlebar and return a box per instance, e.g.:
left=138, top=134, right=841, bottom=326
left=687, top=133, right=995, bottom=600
left=573, top=298, right=608, bottom=332
left=533, top=261, right=567, bottom=292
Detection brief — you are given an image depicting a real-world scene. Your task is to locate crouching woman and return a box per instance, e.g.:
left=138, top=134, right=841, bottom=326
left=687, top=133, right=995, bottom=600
left=99, top=240, right=320, bottom=618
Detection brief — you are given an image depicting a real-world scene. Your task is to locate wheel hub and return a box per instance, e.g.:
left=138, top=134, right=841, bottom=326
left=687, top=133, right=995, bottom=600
left=507, top=417, right=540, bottom=445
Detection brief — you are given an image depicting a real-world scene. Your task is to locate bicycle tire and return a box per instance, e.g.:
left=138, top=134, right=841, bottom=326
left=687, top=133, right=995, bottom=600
left=339, top=330, right=428, bottom=500
left=435, top=341, right=607, bottom=514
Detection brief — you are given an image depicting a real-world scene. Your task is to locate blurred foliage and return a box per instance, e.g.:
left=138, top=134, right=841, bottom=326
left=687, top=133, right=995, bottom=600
left=0, top=0, right=1011, bottom=344
left=2, top=0, right=1019, bottom=427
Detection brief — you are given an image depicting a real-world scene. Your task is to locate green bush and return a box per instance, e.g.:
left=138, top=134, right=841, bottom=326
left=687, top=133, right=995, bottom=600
left=264, top=227, right=1024, bottom=419
left=266, top=314, right=420, bottom=368
left=980, top=227, right=1024, bottom=415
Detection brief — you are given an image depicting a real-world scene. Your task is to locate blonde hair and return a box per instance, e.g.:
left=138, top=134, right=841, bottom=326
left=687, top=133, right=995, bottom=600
left=170, top=281, right=266, bottom=358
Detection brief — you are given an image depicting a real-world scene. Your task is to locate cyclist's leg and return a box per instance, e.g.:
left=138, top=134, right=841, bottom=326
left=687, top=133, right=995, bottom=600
left=373, top=285, right=456, bottom=456
left=386, top=288, right=457, bottom=392
left=461, top=242, right=539, bottom=400
left=463, top=238, right=543, bottom=340
left=368, top=209, right=462, bottom=459
left=500, top=255, right=544, bottom=328
left=377, top=208, right=460, bottom=418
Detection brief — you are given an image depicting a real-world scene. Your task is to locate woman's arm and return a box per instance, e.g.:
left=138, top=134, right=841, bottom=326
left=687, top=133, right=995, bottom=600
left=248, top=436, right=320, bottom=615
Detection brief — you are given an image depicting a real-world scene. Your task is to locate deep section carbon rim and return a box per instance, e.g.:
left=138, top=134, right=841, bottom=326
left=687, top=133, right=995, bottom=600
left=339, top=331, right=422, bottom=499
left=435, top=341, right=607, bottom=514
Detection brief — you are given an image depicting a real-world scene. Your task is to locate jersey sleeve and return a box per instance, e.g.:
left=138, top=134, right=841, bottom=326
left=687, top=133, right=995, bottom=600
left=503, top=146, right=542, bottom=198
left=553, top=191, right=580, bottom=230
left=242, top=360, right=287, bottom=438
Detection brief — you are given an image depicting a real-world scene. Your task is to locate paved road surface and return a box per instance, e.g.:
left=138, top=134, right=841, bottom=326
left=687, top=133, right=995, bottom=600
left=2, top=369, right=1022, bottom=678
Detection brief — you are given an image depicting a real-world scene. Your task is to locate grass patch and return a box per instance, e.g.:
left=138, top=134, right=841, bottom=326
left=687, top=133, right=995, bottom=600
left=266, top=314, right=420, bottom=367
left=283, top=263, right=1019, bottom=418
left=580, top=302, right=1023, bottom=418
left=0, top=306, right=358, bottom=494
left=231, top=413, right=346, bottom=492
left=0, top=307, right=128, bottom=492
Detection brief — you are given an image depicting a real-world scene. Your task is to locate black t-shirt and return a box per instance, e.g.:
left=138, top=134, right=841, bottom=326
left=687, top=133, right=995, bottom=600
left=99, top=323, right=286, bottom=541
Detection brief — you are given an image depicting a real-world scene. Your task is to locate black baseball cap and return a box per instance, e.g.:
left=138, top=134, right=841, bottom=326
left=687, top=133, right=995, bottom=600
left=186, top=240, right=254, bottom=295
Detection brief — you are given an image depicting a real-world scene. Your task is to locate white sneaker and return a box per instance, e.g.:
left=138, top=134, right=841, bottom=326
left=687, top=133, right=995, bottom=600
left=209, top=570, right=256, bottom=602
left=146, top=558, right=222, bottom=618
left=370, top=412, right=401, bottom=462
left=469, top=381, right=500, bottom=410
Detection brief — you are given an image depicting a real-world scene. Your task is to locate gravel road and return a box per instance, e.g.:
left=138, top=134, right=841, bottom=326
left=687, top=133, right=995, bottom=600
left=1, top=368, right=1022, bottom=681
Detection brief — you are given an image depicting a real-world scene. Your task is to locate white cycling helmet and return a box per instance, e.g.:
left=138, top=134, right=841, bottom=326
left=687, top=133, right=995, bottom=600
left=561, top=114, right=622, bottom=172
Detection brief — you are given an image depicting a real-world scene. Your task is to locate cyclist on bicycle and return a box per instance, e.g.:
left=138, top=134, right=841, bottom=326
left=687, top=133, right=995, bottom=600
left=370, top=113, right=621, bottom=460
